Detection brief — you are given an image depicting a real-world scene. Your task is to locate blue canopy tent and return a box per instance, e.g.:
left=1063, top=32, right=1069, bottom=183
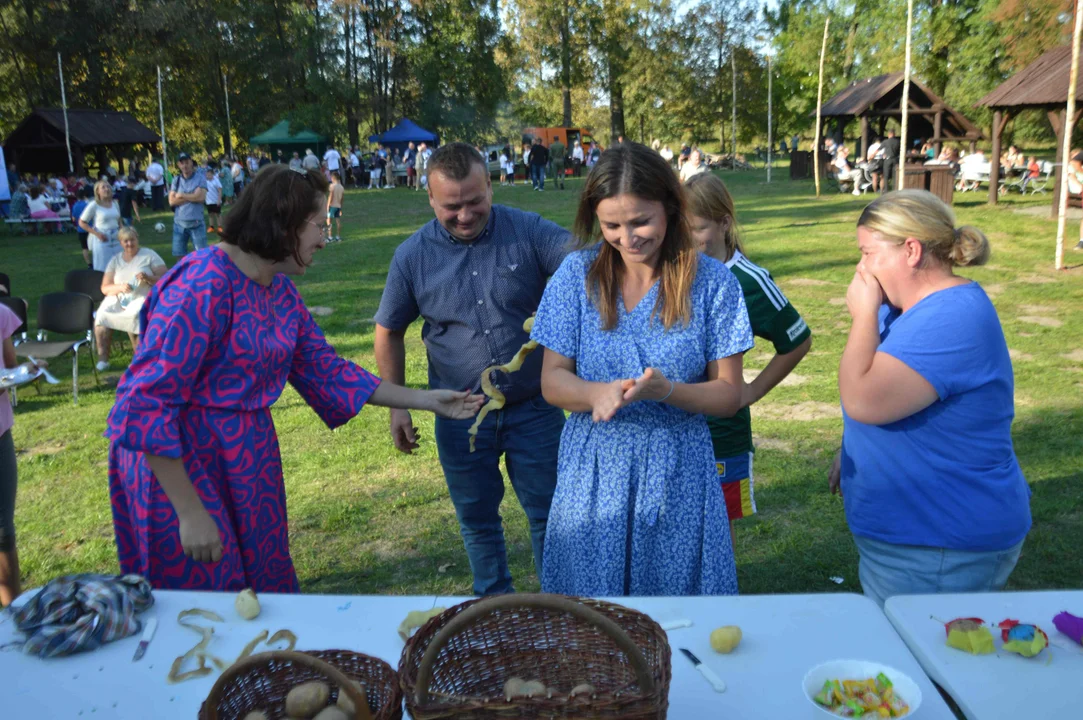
left=368, top=119, right=438, bottom=154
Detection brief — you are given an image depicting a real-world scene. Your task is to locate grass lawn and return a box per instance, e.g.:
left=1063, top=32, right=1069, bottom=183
left=3, top=167, right=1081, bottom=598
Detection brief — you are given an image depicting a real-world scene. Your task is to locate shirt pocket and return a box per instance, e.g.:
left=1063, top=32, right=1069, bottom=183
left=492, top=257, right=538, bottom=312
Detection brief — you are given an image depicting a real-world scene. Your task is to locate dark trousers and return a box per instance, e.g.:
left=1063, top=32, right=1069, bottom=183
left=550, top=162, right=566, bottom=188
left=434, top=396, right=564, bottom=595
left=882, top=159, right=898, bottom=192
left=151, top=184, right=165, bottom=211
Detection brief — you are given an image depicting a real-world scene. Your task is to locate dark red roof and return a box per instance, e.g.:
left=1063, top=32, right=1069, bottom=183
left=977, top=46, right=1080, bottom=109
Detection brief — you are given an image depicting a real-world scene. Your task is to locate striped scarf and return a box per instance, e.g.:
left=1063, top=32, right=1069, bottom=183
left=10, top=574, right=154, bottom=658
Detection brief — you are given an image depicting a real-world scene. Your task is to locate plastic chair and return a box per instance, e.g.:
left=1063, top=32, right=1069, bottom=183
left=13, top=292, right=97, bottom=404
left=64, top=268, right=105, bottom=306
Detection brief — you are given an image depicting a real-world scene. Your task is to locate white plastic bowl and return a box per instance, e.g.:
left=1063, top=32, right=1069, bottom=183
left=803, top=659, right=923, bottom=717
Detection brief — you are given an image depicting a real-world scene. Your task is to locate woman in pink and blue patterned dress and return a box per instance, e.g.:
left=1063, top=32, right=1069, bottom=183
left=106, top=165, right=483, bottom=593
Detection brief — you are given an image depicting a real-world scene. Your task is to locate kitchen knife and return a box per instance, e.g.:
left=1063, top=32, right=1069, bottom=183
left=679, top=647, right=727, bottom=693
left=132, top=617, right=158, bottom=662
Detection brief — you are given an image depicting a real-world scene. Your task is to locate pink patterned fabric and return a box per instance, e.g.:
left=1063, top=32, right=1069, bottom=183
left=0, top=302, right=21, bottom=437
left=105, top=246, right=380, bottom=592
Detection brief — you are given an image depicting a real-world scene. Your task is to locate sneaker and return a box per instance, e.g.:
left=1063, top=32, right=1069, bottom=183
left=852, top=188, right=861, bottom=196
left=1075, top=240, right=1083, bottom=251
left=95, top=360, right=110, bottom=372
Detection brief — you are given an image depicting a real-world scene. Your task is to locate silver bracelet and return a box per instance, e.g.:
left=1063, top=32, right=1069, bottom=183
left=659, top=379, right=675, bottom=402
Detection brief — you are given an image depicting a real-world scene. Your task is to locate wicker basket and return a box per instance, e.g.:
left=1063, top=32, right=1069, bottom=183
left=399, top=593, right=670, bottom=719
left=200, top=649, right=403, bottom=720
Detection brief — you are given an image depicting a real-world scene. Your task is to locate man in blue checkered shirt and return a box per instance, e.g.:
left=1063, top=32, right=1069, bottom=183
left=375, top=142, right=571, bottom=595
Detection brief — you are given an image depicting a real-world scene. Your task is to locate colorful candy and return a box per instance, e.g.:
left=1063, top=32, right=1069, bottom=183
left=813, top=674, right=910, bottom=717
left=944, top=617, right=995, bottom=655
left=998, top=619, right=1049, bottom=658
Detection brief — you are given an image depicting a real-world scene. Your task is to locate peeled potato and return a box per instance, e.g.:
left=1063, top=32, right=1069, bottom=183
left=285, top=681, right=331, bottom=718
left=503, top=677, right=526, bottom=699
left=570, top=683, right=596, bottom=696
left=235, top=588, right=261, bottom=621
left=337, top=680, right=369, bottom=714
left=313, top=707, right=349, bottom=720
left=520, top=680, right=546, bottom=697
left=242, top=712, right=269, bottom=720
left=709, top=625, right=742, bottom=654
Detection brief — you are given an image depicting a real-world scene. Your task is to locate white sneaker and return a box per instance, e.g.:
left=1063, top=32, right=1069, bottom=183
left=95, top=360, right=110, bottom=372
left=852, top=188, right=861, bottom=196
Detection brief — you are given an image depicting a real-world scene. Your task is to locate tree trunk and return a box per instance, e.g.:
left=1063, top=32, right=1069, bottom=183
left=560, top=0, right=572, bottom=126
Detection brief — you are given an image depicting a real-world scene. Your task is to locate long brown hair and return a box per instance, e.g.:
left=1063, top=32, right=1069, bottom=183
left=575, top=142, right=698, bottom=330
left=684, top=172, right=744, bottom=261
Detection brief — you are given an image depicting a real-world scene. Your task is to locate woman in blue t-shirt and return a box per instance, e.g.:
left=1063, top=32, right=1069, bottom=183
left=832, top=189, right=1031, bottom=607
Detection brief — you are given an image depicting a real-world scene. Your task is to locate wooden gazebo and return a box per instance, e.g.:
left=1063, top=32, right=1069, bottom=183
left=977, top=46, right=1080, bottom=214
left=2, top=108, right=160, bottom=176
left=815, top=73, right=984, bottom=159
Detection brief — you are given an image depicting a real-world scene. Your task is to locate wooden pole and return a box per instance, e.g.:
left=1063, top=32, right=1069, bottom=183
left=731, top=48, right=737, bottom=166
left=223, top=72, right=233, bottom=157
left=57, top=53, right=73, bottom=174
left=897, top=0, right=914, bottom=191
left=814, top=17, right=829, bottom=198
left=1055, top=0, right=1083, bottom=270
left=767, top=52, right=773, bottom=184
left=989, top=110, right=1004, bottom=205
left=157, top=66, right=169, bottom=172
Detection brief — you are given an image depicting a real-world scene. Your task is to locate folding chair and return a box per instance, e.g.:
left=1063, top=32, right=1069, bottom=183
left=0, top=296, right=29, bottom=406
left=64, top=268, right=105, bottom=306
left=13, top=292, right=97, bottom=404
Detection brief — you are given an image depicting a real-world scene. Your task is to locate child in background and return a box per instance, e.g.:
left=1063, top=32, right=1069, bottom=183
left=205, top=167, right=223, bottom=233
left=1020, top=156, right=1041, bottom=193
left=326, top=171, right=344, bottom=243
left=684, top=173, right=813, bottom=535
left=499, top=150, right=508, bottom=186
left=116, top=178, right=140, bottom=228
left=72, top=187, right=92, bottom=268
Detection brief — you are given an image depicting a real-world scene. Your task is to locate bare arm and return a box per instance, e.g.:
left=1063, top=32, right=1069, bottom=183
left=100, top=270, right=128, bottom=296
left=2, top=337, right=15, bottom=369
left=839, top=313, right=937, bottom=425
left=79, top=219, right=102, bottom=237
left=541, top=349, right=744, bottom=421
left=375, top=323, right=419, bottom=453
left=144, top=454, right=223, bottom=563
left=744, top=336, right=812, bottom=407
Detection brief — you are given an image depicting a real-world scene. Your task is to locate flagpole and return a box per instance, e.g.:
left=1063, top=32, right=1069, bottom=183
left=157, top=66, right=168, bottom=171
left=57, top=53, right=73, bottom=174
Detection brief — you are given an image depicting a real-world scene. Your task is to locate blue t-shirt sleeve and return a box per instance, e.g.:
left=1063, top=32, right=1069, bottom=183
left=533, top=214, right=572, bottom=277
left=706, top=263, right=754, bottom=361
left=373, top=249, right=420, bottom=330
left=878, top=290, right=999, bottom=400
left=531, top=252, right=583, bottom=358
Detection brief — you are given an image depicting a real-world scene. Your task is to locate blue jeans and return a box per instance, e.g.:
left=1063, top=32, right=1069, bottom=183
left=434, top=394, right=564, bottom=595
left=853, top=534, right=1025, bottom=607
left=530, top=165, right=546, bottom=189
left=172, top=219, right=208, bottom=257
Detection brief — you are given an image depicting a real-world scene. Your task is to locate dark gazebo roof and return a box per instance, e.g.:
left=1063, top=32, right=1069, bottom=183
left=977, top=46, right=1080, bottom=110
left=815, top=72, right=984, bottom=141
left=3, top=108, right=159, bottom=149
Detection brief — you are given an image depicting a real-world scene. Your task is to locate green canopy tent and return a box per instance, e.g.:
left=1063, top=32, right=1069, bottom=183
left=248, top=121, right=328, bottom=159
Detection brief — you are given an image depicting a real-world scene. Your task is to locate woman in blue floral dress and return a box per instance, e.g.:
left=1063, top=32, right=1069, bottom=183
left=531, top=143, right=753, bottom=596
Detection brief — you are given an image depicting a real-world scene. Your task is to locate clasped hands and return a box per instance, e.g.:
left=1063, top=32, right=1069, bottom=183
left=591, top=368, right=673, bottom=422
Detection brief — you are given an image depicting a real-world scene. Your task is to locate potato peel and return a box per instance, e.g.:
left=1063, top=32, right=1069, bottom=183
left=468, top=317, right=539, bottom=452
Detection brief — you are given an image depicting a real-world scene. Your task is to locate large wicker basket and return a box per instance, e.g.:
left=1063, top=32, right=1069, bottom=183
left=199, top=649, right=403, bottom=720
left=399, top=593, right=671, bottom=719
